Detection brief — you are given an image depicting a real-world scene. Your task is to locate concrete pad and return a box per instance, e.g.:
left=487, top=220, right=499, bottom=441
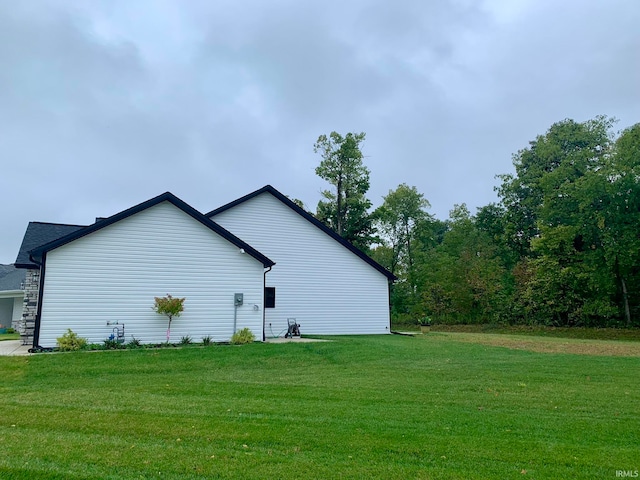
left=265, top=336, right=330, bottom=344
left=0, top=340, right=31, bottom=356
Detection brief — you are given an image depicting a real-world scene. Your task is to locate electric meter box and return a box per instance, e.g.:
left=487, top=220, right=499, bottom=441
left=234, top=293, right=244, bottom=306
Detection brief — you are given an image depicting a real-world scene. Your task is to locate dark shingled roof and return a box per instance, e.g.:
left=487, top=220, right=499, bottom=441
left=0, top=264, right=26, bottom=291
left=15, top=222, right=86, bottom=268
left=207, top=185, right=396, bottom=281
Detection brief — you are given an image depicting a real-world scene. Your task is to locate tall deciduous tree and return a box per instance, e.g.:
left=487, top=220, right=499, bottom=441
left=523, top=117, right=616, bottom=325
left=598, top=123, right=640, bottom=325
left=374, top=184, right=431, bottom=276
left=496, top=116, right=614, bottom=259
left=314, top=131, right=374, bottom=251
left=373, top=184, right=432, bottom=320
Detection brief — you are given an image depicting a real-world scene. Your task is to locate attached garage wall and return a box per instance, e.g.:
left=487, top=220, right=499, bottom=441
left=211, top=193, right=390, bottom=336
left=38, top=201, right=264, bottom=347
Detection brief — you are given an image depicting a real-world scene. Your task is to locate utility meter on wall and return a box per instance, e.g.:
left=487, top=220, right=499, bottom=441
left=234, top=293, right=244, bottom=306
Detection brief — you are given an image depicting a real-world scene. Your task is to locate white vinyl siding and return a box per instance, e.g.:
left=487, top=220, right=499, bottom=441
left=211, top=193, right=390, bottom=336
left=38, top=201, right=264, bottom=347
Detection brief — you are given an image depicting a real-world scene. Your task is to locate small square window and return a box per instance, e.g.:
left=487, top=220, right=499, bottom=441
left=265, top=287, right=275, bottom=308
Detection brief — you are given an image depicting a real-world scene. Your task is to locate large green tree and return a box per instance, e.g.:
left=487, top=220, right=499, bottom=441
left=372, top=184, right=432, bottom=319
left=522, top=117, right=616, bottom=325
left=314, top=131, right=374, bottom=251
left=373, top=184, right=431, bottom=277
left=496, top=116, right=615, bottom=259
left=597, top=123, right=640, bottom=325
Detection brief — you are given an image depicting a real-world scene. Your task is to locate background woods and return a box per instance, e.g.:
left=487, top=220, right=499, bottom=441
left=315, top=118, right=640, bottom=327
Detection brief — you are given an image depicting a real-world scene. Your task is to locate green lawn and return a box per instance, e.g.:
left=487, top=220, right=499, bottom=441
left=396, top=323, right=640, bottom=341
left=0, top=334, right=638, bottom=479
left=0, top=333, right=20, bottom=341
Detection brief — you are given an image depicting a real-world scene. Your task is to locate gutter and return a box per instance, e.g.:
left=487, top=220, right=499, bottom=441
left=262, top=266, right=272, bottom=342
left=0, top=290, right=24, bottom=299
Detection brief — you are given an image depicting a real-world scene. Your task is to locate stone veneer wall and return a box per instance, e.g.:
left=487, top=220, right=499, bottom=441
left=19, top=268, right=40, bottom=346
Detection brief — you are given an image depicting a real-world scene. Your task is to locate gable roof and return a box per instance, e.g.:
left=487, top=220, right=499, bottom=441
left=15, top=222, right=86, bottom=268
left=207, top=185, right=396, bottom=280
left=0, top=264, right=26, bottom=291
left=26, top=192, right=275, bottom=268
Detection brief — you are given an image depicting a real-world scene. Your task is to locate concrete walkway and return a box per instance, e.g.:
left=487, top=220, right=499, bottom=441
left=0, top=340, right=31, bottom=356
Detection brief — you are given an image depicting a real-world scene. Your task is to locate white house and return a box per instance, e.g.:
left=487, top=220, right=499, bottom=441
left=208, top=185, right=395, bottom=337
left=17, top=193, right=274, bottom=348
left=15, top=186, right=394, bottom=349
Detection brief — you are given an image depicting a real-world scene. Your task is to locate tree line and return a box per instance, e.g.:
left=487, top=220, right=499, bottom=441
left=313, top=116, right=640, bottom=327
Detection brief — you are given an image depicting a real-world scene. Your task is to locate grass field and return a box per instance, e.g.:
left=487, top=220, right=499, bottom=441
left=1, top=333, right=638, bottom=479
left=0, top=332, right=20, bottom=341
left=397, top=323, right=640, bottom=341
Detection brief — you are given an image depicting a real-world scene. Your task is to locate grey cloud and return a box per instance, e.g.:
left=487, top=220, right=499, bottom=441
left=1, top=0, right=639, bottom=263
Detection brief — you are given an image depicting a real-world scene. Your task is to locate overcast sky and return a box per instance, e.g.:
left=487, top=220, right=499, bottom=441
left=1, top=0, right=639, bottom=264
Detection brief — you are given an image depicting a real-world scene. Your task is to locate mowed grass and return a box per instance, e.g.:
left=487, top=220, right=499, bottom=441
left=0, top=334, right=638, bottom=479
left=0, top=333, right=20, bottom=341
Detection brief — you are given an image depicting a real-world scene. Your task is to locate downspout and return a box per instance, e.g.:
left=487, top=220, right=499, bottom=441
left=262, top=266, right=272, bottom=341
left=28, top=252, right=46, bottom=350
left=387, top=277, right=393, bottom=333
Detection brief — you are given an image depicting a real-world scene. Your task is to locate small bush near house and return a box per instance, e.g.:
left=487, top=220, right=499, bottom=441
left=56, top=329, right=88, bottom=351
left=6, top=328, right=16, bottom=334
left=126, top=337, right=142, bottom=349
left=103, top=338, right=125, bottom=350
left=179, top=335, right=192, bottom=345
left=230, top=328, right=255, bottom=345
left=202, top=335, right=212, bottom=346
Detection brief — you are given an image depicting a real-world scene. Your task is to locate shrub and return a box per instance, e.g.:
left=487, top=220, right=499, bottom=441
left=230, top=328, right=255, bottom=345
left=202, top=335, right=212, bottom=346
left=126, top=337, right=142, bottom=349
left=179, top=335, right=192, bottom=345
left=103, top=338, right=124, bottom=350
left=56, top=329, right=88, bottom=351
left=6, top=327, right=16, bottom=334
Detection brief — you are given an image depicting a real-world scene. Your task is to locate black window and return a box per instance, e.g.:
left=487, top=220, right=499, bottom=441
left=265, top=287, right=275, bottom=308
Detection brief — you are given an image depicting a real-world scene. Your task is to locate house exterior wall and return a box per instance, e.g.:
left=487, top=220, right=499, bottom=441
left=0, top=299, right=12, bottom=328
left=0, top=294, right=24, bottom=329
left=37, top=201, right=265, bottom=347
left=12, top=296, right=23, bottom=326
left=211, top=193, right=391, bottom=336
